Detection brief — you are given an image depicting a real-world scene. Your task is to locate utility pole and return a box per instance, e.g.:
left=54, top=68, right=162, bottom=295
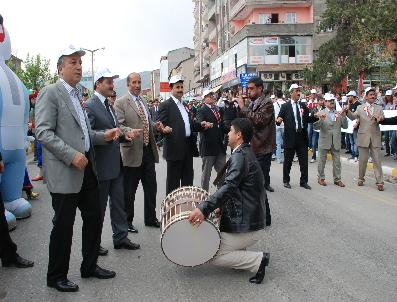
left=81, top=47, right=105, bottom=90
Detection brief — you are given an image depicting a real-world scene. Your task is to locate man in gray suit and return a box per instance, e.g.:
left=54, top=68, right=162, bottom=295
left=35, top=46, right=120, bottom=292
left=346, top=87, right=385, bottom=191
left=314, top=94, right=348, bottom=187
left=85, top=68, right=141, bottom=254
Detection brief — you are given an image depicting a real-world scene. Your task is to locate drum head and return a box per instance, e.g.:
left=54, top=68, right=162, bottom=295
left=161, top=219, right=220, bottom=267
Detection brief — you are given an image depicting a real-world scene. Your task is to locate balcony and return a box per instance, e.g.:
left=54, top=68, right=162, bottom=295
left=230, top=23, right=314, bottom=47
left=229, top=0, right=312, bottom=21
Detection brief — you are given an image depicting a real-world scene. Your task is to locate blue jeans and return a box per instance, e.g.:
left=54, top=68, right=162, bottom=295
left=276, top=128, right=284, bottom=162
left=384, top=131, right=392, bottom=155
left=349, top=130, right=358, bottom=157
left=307, top=123, right=314, bottom=149
left=311, top=131, right=319, bottom=159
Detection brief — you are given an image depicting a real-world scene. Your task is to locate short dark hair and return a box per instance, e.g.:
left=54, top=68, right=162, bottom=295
left=94, top=77, right=105, bottom=91
left=231, top=118, right=253, bottom=143
left=248, top=77, right=264, bottom=90
left=276, top=90, right=283, bottom=98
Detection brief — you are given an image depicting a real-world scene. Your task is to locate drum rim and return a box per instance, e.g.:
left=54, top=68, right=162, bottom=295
left=160, top=215, right=221, bottom=268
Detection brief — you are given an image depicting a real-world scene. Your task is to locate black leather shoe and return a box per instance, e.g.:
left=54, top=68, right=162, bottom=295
left=47, top=279, right=79, bottom=292
left=98, top=246, right=108, bottom=256
left=283, top=182, right=291, bottom=189
left=249, top=252, right=270, bottom=284
left=81, top=265, right=116, bottom=279
left=265, top=185, right=274, bottom=192
left=145, top=220, right=160, bottom=228
left=2, top=254, right=34, bottom=268
left=114, top=239, right=140, bottom=250
left=128, top=223, right=138, bottom=233
left=300, top=183, right=312, bottom=190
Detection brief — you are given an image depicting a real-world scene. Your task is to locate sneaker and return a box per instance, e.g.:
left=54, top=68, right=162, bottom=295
left=310, top=158, right=316, bottom=163
left=354, top=157, right=358, bottom=162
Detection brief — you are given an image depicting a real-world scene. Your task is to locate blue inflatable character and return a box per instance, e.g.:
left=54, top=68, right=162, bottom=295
left=0, top=14, right=32, bottom=230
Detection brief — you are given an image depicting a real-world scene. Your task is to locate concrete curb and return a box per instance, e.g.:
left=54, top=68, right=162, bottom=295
left=308, top=150, right=397, bottom=179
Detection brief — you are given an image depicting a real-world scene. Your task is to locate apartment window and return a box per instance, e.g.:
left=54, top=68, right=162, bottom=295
left=259, top=14, right=271, bottom=24
left=271, top=14, right=279, bottom=24
left=286, top=12, right=297, bottom=24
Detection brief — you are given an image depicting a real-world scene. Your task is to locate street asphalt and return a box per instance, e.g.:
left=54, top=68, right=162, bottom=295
left=1, top=151, right=397, bottom=302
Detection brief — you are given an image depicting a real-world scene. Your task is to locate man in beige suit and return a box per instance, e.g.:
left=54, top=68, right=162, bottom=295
left=114, top=73, right=164, bottom=232
left=346, top=87, right=385, bottom=191
left=314, top=94, right=348, bottom=187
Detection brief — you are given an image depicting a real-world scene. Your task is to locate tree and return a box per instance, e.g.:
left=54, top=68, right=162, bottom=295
left=305, top=0, right=397, bottom=89
left=7, top=54, right=57, bottom=90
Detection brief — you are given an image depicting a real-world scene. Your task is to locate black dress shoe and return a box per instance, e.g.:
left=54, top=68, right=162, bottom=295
left=114, top=239, right=140, bottom=250
left=128, top=223, right=138, bottom=233
left=2, top=254, right=34, bottom=268
left=98, top=246, right=108, bottom=256
left=300, top=183, right=312, bottom=190
left=47, top=279, right=79, bottom=292
left=145, top=220, right=160, bottom=228
left=283, top=182, right=291, bottom=189
left=249, top=252, right=270, bottom=284
left=81, top=265, right=116, bottom=279
left=265, top=185, right=274, bottom=192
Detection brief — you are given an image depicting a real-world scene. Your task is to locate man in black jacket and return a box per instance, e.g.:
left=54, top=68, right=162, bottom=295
left=189, top=118, right=270, bottom=284
left=276, top=84, right=315, bottom=189
left=196, top=89, right=226, bottom=191
left=158, top=75, right=212, bottom=194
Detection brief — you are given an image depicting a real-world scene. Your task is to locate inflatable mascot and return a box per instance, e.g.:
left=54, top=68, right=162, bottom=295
left=0, top=14, right=32, bottom=230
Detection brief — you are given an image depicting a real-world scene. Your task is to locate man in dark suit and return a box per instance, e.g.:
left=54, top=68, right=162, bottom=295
left=238, top=77, right=276, bottom=193
left=114, top=73, right=163, bottom=231
left=276, top=84, right=315, bottom=189
left=150, top=99, right=160, bottom=122
left=35, top=46, right=119, bottom=292
left=196, top=90, right=226, bottom=191
left=85, top=68, right=141, bottom=254
left=158, top=75, right=212, bottom=194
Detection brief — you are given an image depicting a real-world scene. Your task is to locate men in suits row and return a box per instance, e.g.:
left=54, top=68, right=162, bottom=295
left=196, top=90, right=226, bottom=191
left=85, top=68, right=141, bottom=255
left=115, top=73, right=163, bottom=231
left=277, top=84, right=316, bottom=190
left=35, top=46, right=121, bottom=292
left=314, top=94, right=348, bottom=187
left=346, top=87, right=385, bottom=191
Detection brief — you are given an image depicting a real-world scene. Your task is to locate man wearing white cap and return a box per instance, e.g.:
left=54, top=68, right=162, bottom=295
left=314, top=94, right=348, bottom=187
left=196, top=89, right=225, bottom=191
left=85, top=68, right=141, bottom=255
left=158, top=75, right=212, bottom=194
left=346, top=87, right=385, bottom=191
left=276, top=84, right=314, bottom=189
left=346, top=90, right=360, bottom=161
left=36, top=46, right=120, bottom=292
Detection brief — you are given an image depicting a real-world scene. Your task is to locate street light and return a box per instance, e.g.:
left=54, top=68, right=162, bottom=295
left=81, top=47, right=105, bottom=90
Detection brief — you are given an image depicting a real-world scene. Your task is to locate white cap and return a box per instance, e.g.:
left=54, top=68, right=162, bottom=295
left=341, top=96, right=348, bottom=103
left=364, top=87, right=375, bottom=95
left=385, top=89, right=393, bottom=96
left=393, top=84, right=397, bottom=90
left=310, top=89, right=317, bottom=94
left=169, top=75, right=184, bottom=85
left=300, top=98, right=307, bottom=103
left=289, top=83, right=302, bottom=91
left=202, top=88, right=212, bottom=98
left=270, top=94, right=276, bottom=99
left=346, top=90, right=357, bottom=97
left=94, top=68, right=119, bottom=83
left=324, top=93, right=335, bottom=101
left=58, top=45, right=85, bottom=60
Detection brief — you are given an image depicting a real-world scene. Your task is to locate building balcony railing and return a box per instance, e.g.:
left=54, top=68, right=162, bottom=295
left=229, top=0, right=312, bottom=21
left=230, top=23, right=314, bottom=47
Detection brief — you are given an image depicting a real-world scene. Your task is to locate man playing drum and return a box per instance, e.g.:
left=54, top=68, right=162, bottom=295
left=188, top=118, right=270, bottom=284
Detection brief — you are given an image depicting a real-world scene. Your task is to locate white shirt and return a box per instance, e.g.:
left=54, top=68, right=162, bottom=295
left=128, top=91, right=149, bottom=124
left=291, top=99, right=303, bottom=130
left=171, top=95, right=191, bottom=137
left=273, top=99, right=285, bottom=128
left=60, top=79, right=90, bottom=152
left=94, top=91, right=116, bottom=125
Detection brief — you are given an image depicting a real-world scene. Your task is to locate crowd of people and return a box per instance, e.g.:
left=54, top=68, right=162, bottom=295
left=2, top=41, right=397, bottom=292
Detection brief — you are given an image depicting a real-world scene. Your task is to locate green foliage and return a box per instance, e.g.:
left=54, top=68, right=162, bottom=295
left=305, top=0, right=397, bottom=87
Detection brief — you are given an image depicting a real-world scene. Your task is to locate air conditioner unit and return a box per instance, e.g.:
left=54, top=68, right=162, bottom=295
left=280, top=73, right=286, bottom=80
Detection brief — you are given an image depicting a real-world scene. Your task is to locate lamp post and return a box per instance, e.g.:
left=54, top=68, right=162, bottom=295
left=81, top=47, right=105, bottom=90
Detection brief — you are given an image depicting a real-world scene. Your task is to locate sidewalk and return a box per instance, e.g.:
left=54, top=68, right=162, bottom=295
left=308, top=149, right=397, bottom=183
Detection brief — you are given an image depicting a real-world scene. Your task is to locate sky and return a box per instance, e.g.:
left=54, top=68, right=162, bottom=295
left=2, top=0, right=195, bottom=78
